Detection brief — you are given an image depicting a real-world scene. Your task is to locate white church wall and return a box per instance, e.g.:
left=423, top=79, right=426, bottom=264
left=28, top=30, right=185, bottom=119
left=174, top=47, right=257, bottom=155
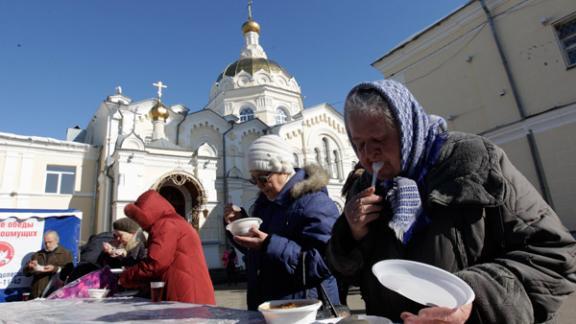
left=164, top=113, right=185, bottom=145
left=238, top=129, right=264, bottom=173
left=85, top=103, right=115, bottom=146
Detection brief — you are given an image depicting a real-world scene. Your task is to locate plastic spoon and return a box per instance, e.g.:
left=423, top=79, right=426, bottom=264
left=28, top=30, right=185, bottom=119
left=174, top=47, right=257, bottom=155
left=371, top=162, right=384, bottom=187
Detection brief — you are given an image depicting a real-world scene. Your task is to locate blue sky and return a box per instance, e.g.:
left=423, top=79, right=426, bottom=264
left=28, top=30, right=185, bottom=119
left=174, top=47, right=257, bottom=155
left=0, top=0, right=467, bottom=140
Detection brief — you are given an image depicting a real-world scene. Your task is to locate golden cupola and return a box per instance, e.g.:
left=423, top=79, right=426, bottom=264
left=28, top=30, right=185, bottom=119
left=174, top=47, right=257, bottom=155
left=149, top=99, right=169, bottom=122
left=242, top=19, right=260, bottom=34
left=149, top=81, right=170, bottom=122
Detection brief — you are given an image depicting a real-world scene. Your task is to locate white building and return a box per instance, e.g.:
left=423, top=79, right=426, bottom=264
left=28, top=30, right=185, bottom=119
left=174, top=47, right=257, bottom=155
left=0, top=15, right=356, bottom=268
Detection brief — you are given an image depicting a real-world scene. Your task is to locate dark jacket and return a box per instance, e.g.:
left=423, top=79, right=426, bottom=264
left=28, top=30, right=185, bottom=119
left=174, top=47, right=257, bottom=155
left=80, top=232, right=114, bottom=265
left=120, top=190, right=215, bottom=304
left=24, top=245, right=73, bottom=298
left=327, top=132, right=576, bottom=323
left=97, top=232, right=147, bottom=269
left=231, top=165, right=341, bottom=310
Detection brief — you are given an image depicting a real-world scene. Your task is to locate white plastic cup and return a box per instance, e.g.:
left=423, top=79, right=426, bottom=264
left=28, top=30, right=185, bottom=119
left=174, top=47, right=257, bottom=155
left=150, top=281, right=165, bottom=302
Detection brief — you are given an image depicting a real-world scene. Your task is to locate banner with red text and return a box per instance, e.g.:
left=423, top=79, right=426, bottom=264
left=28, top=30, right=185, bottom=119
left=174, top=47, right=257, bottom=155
left=0, top=209, right=81, bottom=302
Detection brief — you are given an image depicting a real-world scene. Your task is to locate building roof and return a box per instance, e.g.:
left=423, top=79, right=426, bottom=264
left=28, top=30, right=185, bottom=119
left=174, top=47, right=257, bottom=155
left=371, top=1, right=473, bottom=67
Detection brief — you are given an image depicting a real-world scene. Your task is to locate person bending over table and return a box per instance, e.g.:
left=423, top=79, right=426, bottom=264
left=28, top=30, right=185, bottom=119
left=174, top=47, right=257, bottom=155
left=119, top=190, right=215, bottom=304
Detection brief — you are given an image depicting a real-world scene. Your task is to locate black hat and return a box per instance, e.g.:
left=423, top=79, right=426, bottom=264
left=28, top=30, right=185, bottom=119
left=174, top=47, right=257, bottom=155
left=113, top=217, right=140, bottom=234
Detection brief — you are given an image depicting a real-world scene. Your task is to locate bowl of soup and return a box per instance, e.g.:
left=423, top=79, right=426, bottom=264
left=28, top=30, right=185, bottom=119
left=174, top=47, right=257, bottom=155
left=226, top=217, right=263, bottom=237
left=258, top=299, right=322, bottom=324
left=87, top=288, right=109, bottom=299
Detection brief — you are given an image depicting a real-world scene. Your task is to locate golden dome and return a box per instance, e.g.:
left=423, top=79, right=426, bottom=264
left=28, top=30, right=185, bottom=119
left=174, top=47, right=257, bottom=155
left=149, top=100, right=169, bottom=121
left=242, top=20, right=260, bottom=34
left=216, top=58, right=292, bottom=82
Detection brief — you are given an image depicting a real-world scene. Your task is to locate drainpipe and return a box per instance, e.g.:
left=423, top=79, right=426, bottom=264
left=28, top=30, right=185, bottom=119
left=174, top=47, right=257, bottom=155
left=175, top=113, right=187, bottom=145
left=222, top=117, right=237, bottom=207
left=102, top=103, right=124, bottom=231
left=91, top=146, right=104, bottom=235
left=105, top=160, right=115, bottom=231
left=479, top=0, right=554, bottom=207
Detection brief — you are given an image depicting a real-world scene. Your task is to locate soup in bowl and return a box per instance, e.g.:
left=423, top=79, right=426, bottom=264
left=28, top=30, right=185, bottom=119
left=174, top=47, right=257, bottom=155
left=226, top=217, right=263, bottom=236
left=258, top=299, right=322, bottom=324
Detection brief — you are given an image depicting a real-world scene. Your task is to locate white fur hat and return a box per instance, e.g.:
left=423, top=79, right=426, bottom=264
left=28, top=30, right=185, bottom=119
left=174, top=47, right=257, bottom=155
left=247, top=135, right=295, bottom=174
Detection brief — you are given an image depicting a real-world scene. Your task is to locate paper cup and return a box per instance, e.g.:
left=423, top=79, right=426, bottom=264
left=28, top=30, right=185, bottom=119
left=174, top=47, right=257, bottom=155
left=150, top=281, right=165, bottom=302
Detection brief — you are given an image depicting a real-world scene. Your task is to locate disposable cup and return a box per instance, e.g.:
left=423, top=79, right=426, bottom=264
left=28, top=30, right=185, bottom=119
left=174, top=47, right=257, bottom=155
left=150, top=281, right=165, bottom=302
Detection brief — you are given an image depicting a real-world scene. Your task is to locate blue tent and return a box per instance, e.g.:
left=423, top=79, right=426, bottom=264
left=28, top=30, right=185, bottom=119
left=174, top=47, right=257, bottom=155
left=0, top=209, right=82, bottom=302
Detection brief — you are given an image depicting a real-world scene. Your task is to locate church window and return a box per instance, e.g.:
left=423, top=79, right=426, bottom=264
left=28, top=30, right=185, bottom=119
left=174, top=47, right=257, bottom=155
left=293, top=153, right=300, bottom=167
left=240, top=107, right=254, bottom=122
left=322, top=137, right=332, bottom=177
left=333, top=150, right=342, bottom=179
left=275, top=107, right=288, bottom=125
left=314, top=148, right=322, bottom=166
left=45, top=165, right=76, bottom=194
left=555, top=14, right=576, bottom=67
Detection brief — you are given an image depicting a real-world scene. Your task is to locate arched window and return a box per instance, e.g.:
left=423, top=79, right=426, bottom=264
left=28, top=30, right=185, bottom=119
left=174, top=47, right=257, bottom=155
left=314, top=148, right=322, bottom=166
left=322, top=137, right=332, bottom=177
left=332, top=150, right=341, bottom=179
left=239, top=107, right=254, bottom=122
left=293, top=153, right=300, bottom=168
left=275, top=107, right=288, bottom=125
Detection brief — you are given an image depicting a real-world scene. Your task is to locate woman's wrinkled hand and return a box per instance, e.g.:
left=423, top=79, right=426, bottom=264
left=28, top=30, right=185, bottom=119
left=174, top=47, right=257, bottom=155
left=224, top=203, right=242, bottom=224
left=233, top=227, right=268, bottom=250
left=344, top=186, right=383, bottom=241
left=401, top=303, right=473, bottom=324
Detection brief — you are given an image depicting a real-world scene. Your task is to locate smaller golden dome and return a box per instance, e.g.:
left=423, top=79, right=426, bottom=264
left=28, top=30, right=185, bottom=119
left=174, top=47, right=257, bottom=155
left=242, top=20, right=260, bottom=34
left=149, top=100, right=169, bottom=121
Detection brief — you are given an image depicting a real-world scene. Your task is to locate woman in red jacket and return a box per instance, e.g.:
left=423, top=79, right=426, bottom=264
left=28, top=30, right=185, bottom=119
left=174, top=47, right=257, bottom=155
left=119, top=190, right=215, bottom=304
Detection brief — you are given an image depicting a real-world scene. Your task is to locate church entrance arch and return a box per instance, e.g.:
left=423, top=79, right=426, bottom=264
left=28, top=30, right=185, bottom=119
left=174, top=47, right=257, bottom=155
left=152, top=171, right=206, bottom=230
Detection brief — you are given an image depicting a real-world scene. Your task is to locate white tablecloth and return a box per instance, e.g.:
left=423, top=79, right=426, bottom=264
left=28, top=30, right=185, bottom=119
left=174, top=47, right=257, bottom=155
left=0, top=297, right=265, bottom=323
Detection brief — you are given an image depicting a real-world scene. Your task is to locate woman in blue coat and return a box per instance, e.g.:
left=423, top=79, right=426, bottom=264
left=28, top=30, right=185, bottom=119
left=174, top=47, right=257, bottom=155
left=224, top=134, right=341, bottom=310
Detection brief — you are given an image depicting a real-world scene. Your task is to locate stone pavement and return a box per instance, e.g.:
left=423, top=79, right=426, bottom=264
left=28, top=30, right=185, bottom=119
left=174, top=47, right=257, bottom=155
left=214, top=282, right=576, bottom=323
left=213, top=282, right=364, bottom=313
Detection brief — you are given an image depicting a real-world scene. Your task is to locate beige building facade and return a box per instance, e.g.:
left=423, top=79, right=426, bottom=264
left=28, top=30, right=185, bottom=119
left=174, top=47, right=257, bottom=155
left=373, top=0, right=576, bottom=229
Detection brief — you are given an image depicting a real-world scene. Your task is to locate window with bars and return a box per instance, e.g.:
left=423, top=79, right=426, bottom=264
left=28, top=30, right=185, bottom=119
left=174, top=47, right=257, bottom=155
left=45, top=165, right=76, bottom=194
left=239, top=107, right=254, bottom=122
left=555, top=15, right=576, bottom=67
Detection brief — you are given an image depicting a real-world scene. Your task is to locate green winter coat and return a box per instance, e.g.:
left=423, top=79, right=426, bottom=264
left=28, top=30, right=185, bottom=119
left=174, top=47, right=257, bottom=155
left=327, top=132, right=576, bottom=323
left=24, top=245, right=73, bottom=298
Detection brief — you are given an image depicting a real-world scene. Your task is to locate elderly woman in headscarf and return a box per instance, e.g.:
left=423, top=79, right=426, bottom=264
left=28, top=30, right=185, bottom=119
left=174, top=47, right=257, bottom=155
left=326, top=80, right=576, bottom=323
left=223, top=134, right=341, bottom=311
left=98, top=217, right=147, bottom=269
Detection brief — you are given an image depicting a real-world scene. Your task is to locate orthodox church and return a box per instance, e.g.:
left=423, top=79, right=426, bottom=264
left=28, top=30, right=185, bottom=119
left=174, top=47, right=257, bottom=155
left=0, top=12, right=355, bottom=268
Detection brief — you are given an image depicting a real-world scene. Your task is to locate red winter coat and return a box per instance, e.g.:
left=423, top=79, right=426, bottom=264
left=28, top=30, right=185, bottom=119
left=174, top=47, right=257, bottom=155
left=119, top=190, right=215, bottom=304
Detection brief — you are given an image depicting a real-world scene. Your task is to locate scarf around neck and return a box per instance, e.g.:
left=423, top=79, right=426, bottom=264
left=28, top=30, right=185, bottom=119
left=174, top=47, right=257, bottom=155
left=350, top=79, right=447, bottom=244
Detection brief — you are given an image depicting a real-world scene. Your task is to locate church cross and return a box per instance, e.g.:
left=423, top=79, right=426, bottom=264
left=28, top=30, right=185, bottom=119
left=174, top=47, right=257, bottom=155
left=248, top=0, right=253, bottom=20
left=153, top=81, right=167, bottom=99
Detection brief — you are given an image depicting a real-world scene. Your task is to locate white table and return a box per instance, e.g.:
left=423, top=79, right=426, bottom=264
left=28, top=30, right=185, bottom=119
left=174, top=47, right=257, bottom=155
left=0, top=297, right=265, bottom=323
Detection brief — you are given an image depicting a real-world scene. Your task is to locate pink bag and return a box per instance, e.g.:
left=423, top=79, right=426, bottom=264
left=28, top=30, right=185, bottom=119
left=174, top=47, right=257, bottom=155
left=47, top=267, right=117, bottom=299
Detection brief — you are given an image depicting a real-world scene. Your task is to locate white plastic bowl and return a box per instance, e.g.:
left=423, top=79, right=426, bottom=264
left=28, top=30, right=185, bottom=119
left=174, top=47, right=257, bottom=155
left=87, top=288, right=109, bottom=299
left=226, top=217, right=263, bottom=236
left=258, top=299, right=322, bottom=324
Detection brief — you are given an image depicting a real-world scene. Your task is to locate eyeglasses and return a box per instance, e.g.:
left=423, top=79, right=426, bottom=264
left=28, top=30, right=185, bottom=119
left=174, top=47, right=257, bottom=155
left=249, top=173, right=272, bottom=185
